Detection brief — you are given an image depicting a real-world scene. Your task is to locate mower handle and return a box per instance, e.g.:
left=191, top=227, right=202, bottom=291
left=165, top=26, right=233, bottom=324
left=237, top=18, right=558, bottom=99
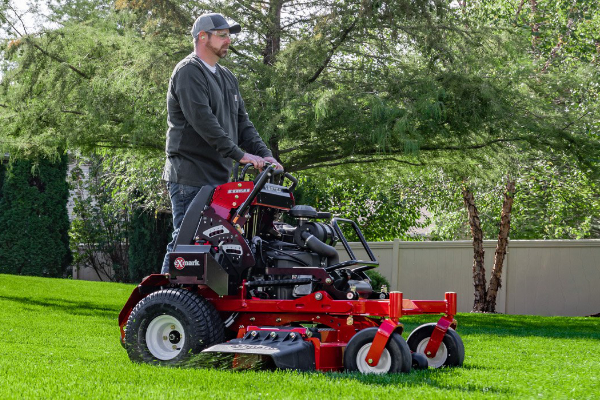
left=254, top=165, right=298, bottom=194
left=234, top=162, right=282, bottom=181
left=283, top=172, right=298, bottom=192
left=233, top=163, right=253, bottom=182
left=231, top=163, right=277, bottom=227
left=233, top=162, right=297, bottom=193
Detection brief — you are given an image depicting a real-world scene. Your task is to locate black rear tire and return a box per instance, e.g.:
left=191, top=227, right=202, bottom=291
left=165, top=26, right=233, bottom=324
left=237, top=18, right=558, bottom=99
left=344, top=327, right=411, bottom=374
left=125, top=288, right=224, bottom=365
left=406, top=323, right=465, bottom=368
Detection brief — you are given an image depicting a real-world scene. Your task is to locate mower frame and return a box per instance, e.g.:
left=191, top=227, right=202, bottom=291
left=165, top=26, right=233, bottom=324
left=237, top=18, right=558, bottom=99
left=118, top=164, right=462, bottom=372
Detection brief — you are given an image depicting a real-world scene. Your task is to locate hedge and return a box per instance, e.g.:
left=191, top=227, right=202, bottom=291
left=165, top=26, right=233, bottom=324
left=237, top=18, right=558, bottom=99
left=0, top=156, right=71, bottom=276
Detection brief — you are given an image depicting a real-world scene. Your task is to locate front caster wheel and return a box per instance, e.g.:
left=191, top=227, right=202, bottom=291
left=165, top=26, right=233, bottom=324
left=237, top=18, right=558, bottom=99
left=124, top=288, right=224, bottom=365
left=344, top=327, right=411, bottom=374
left=411, top=352, right=429, bottom=369
left=406, top=323, right=465, bottom=368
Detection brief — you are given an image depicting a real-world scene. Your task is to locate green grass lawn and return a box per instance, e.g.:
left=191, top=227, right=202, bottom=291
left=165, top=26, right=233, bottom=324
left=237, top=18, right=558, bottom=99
left=0, top=274, right=598, bottom=399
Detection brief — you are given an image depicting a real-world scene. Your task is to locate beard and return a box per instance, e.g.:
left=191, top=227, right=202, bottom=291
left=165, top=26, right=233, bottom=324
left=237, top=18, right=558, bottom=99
left=207, top=39, right=229, bottom=59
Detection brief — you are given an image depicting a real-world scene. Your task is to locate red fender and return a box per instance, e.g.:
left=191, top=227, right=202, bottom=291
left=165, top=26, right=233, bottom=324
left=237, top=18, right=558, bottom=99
left=118, top=274, right=170, bottom=341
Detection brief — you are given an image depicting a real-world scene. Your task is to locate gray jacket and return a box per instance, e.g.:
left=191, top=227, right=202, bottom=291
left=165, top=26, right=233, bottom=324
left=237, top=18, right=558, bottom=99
left=163, top=53, right=272, bottom=187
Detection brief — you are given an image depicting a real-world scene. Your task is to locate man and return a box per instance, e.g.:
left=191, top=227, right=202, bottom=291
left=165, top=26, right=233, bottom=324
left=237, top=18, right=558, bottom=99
left=161, top=13, right=281, bottom=274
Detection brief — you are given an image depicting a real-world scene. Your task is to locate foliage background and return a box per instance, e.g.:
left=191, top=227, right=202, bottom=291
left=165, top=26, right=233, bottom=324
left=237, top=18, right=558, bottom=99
left=0, top=0, right=599, bottom=281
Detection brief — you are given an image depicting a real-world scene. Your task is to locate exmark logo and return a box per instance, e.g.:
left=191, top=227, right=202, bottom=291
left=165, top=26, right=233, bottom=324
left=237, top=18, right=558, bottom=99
left=227, top=188, right=251, bottom=194
left=173, top=257, right=201, bottom=270
left=264, top=184, right=283, bottom=193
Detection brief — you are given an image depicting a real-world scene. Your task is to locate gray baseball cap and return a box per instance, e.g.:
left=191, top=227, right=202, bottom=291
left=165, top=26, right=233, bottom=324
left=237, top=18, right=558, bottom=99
left=191, top=13, right=241, bottom=38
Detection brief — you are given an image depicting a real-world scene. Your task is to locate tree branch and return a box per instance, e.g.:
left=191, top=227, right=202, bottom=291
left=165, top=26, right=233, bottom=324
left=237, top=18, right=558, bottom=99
left=228, top=45, right=254, bottom=60
left=92, top=142, right=163, bottom=151
left=61, top=109, right=85, bottom=115
left=307, top=19, right=357, bottom=84
left=25, top=38, right=91, bottom=79
left=8, top=4, right=29, bottom=36
left=0, top=7, right=24, bottom=37
left=420, top=137, right=528, bottom=151
left=530, top=0, right=540, bottom=48
left=540, top=18, right=575, bottom=73
left=514, top=0, right=527, bottom=22
left=279, top=144, right=303, bottom=154
left=285, top=136, right=528, bottom=171
left=292, top=156, right=424, bottom=172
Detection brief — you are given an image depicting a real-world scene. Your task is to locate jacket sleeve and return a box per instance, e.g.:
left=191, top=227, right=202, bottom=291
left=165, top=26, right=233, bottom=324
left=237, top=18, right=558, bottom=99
left=235, top=81, right=273, bottom=158
left=174, top=64, right=245, bottom=161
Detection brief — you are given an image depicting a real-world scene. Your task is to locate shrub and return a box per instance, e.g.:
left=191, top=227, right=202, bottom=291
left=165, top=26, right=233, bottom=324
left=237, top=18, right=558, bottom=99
left=0, top=163, right=5, bottom=200
left=128, top=209, right=172, bottom=281
left=365, top=269, right=391, bottom=291
left=69, top=159, right=130, bottom=282
left=69, top=156, right=172, bottom=282
left=0, top=156, right=71, bottom=276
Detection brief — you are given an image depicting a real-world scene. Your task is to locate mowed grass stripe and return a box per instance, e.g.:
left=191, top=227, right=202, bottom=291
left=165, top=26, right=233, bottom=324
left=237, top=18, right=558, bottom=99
left=0, top=274, right=598, bottom=399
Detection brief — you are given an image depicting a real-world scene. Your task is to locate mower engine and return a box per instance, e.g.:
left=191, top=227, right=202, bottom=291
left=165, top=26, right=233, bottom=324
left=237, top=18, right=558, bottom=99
left=118, top=164, right=465, bottom=374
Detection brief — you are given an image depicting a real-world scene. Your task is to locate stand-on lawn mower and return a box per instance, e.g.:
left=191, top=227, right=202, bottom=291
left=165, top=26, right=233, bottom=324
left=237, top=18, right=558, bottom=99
left=119, top=164, right=465, bottom=373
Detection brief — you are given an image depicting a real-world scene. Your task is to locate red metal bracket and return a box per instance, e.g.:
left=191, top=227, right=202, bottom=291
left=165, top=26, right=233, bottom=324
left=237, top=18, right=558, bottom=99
left=389, top=291, right=403, bottom=321
left=445, top=292, right=457, bottom=316
left=365, top=319, right=403, bottom=367
left=421, top=293, right=457, bottom=358
left=423, top=315, right=454, bottom=358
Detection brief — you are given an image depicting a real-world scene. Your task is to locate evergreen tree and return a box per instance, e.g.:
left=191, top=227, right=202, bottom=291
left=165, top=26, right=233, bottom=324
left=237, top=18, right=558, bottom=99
left=0, top=162, right=5, bottom=200
left=0, top=156, right=71, bottom=276
left=128, top=209, right=172, bottom=281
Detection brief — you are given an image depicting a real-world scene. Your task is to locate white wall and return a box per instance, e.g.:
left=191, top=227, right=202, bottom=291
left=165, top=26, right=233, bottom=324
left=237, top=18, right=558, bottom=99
left=339, top=239, right=600, bottom=316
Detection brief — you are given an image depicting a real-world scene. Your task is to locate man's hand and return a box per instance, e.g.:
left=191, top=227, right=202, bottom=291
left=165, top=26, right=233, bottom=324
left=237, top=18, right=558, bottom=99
left=240, top=153, right=266, bottom=170
left=264, top=156, right=283, bottom=170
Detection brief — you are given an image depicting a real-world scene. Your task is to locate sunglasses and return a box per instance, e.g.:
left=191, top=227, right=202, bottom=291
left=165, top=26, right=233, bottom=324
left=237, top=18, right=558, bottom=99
left=211, top=32, right=232, bottom=40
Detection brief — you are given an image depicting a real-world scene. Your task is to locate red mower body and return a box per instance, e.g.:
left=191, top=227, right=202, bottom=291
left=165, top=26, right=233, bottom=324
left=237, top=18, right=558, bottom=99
left=119, top=165, right=464, bottom=373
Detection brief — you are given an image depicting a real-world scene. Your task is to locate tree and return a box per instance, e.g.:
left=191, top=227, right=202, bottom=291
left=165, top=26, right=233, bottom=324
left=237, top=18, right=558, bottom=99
left=428, top=160, right=600, bottom=241
left=463, top=179, right=514, bottom=312
left=294, top=171, right=428, bottom=241
left=0, top=161, right=5, bottom=198
left=69, top=154, right=172, bottom=282
left=1, top=0, right=599, bottom=302
left=69, top=158, right=131, bottom=281
left=128, top=208, right=172, bottom=282
left=0, top=155, right=71, bottom=277
left=2, top=0, right=597, bottom=173
left=440, top=0, right=600, bottom=311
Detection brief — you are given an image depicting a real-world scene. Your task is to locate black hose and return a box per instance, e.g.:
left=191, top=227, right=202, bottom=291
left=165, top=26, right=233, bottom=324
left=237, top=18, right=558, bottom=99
left=301, top=231, right=339, bottom=267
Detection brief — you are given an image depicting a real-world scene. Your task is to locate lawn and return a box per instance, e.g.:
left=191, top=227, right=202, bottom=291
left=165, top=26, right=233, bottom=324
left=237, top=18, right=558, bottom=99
left=0, top=274, right=598, bottom=399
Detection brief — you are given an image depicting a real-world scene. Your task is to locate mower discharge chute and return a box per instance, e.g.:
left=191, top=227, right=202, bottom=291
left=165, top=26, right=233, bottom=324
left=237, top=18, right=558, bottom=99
left=118, top=164, right=465, bottom=373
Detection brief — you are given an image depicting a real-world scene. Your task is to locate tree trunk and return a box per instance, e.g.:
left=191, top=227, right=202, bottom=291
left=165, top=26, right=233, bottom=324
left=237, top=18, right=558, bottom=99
left=263, top=0, right=283, bottom=65
left=484, top=180, right=516, bottom=312
left=530, top=0, right=540, bottom=48
left=463, top=187, right=487, bottom=312
left=269, top=135, right=280, bottom=162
